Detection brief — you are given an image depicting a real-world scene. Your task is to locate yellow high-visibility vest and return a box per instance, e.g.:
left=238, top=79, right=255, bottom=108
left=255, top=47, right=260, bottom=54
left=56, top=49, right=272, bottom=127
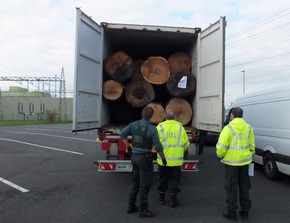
left=157, top=120, right=190, bottom=166
left=216, top=118, right=255, bottom=166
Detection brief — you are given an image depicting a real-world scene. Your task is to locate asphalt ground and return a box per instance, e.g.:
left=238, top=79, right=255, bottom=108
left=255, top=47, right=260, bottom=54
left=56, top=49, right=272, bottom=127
left=0, top=124, right=290, bottom=223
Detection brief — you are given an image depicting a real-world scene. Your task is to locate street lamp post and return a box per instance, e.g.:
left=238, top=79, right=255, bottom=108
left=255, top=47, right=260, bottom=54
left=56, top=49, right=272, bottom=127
left=241, top=70, right=245, bottom=94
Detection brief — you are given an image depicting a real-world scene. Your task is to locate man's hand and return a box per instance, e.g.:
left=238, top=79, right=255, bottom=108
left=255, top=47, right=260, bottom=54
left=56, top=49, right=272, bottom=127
left=162, top=158, right=167, bottom=166
left=127, top=146, right=132, bottom=156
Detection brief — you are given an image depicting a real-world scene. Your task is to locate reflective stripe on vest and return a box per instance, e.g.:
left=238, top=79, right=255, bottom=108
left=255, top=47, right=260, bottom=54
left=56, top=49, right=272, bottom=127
left=222, top=124, right=253, bottom=165
left=223, top=157, right=252, bottom=165
left=159, top=123, right=185, bottom=148
left=227, top=124, right=253, bottom=150
left=157, top=156, right=183, bottom=161
left=157, top=123, right=185, bottom=166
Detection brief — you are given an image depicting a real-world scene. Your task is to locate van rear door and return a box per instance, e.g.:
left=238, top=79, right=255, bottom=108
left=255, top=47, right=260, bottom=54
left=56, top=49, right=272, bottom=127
left=194, top=17, right=226, bottom=132
left=73, top=9, right=103, bottom=131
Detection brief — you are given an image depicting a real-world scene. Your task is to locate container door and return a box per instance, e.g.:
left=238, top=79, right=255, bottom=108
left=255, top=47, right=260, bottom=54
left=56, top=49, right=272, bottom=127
left=73, top=8, right=103, bottom=131
left=194, top=17, right=226, bottom=132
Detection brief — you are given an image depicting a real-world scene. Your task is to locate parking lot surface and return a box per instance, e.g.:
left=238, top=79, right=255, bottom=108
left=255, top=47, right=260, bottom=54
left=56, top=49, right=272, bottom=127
left=1, top=124, right=290, bottom=223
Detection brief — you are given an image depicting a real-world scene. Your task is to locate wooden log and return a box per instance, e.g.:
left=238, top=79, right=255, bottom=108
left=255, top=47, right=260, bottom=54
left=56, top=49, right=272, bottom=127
left=110, top=98, right=142, bottom=124
left=130, top=59, right=144, bottom=82
left=104, top=51, right=134, bottom=82
left=166, top=71, right=196, bottom=97
left=146, top=103, right=165, bottom=124
left=103, top=80, right=123, bottom=101
left=141, top=56, right=170, bottom=85
left=168, top=52, right=192, bottom=73
left=165, top=98, right=192, bottom=126
left=125, top=80, right=155, bottom=107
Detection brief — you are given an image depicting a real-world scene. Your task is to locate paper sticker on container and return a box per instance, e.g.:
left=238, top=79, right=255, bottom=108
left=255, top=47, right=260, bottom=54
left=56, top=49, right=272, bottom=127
left=166, top=71, right=196, bottom=97
left=178, top=76, right=187, bottom=89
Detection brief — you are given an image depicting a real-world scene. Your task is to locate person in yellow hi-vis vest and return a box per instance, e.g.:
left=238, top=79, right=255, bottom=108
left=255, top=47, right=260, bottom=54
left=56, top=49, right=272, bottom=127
left=156, top=109, right=190, bottom=208
left=216, top=107, right=255, bottom=221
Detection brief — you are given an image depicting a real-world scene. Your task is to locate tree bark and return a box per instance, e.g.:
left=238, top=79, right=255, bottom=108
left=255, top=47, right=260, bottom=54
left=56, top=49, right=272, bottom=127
left=130, top=59, right=144, bottom=82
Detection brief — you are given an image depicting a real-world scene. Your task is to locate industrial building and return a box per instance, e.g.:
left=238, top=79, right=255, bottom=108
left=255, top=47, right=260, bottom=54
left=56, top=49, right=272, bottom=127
left=0, top=86, right=72, bottom=121
left=0, top=68, right=73, bottom=122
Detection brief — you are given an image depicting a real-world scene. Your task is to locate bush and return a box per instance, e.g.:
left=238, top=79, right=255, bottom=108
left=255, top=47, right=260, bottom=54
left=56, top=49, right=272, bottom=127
left=45, top=109, right=58, bottom=122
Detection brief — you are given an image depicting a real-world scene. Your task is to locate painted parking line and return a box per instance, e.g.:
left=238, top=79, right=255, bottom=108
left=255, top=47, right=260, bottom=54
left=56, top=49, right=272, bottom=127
left=0, top=138, right=84, bottom=155
left=5, top=131, right=97, bottom=142
left=0, top=177, right=29, bottom=193
left=26, top=128, right=98, bottom=134
left=25, top=128, right=61, bottom=132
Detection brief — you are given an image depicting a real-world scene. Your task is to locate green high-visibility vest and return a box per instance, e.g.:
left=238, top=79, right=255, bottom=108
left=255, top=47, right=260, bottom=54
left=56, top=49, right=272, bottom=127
left=156, top=120, right=190, bottom=166
left=216, top=118, right=255, bottom=166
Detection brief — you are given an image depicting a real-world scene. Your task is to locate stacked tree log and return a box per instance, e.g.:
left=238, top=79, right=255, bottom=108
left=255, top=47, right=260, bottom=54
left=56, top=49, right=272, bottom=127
left=125, top=80, right=155, bottom=108
left=141, top=56, right=170, bottom=85
left=146, top=102, right=166, bottom=124
left=104, top=51, right=134, bottom=82
left=167, top=52, right=196, bottom=98
left=103, top=50, right=196, bottom=125
left=103, top=80, right=123, bottom=101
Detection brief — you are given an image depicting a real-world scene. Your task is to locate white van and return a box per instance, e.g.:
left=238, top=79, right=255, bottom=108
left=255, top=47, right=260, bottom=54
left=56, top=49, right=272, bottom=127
left=228, top=84, right=290, bottom=180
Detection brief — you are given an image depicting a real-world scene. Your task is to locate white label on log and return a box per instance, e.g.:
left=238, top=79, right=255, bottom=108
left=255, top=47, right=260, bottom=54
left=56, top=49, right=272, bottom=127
left=178, top=76, right=187, bottom=89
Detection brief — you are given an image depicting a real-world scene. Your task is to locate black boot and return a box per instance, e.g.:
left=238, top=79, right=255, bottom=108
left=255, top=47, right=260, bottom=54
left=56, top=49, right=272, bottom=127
left=239, top=210, right=248, bottom=220
left=223, top=211, right=237, bottom=221
left=139, top=204, right=155, bottom=218
left=169, top=193, right=179, bottom=208
left=127, top=204, right=138, bottom=214
left=159, top=192, right=165, bottom=205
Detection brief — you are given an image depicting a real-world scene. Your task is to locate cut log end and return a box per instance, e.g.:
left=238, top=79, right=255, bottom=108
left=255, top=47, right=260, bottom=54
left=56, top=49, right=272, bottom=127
left=104, top=51, right=134, bottom=82
left=141, top=56, right=170, bottom=85
left=146, top=103, right=165, bottom=124
left=165, top=98, right=192, bottom=126
left=103, top=80, right=123, bottom=101
left=166, top=71, right=196, bottom=97
left=125, top=80, right=155, bottom=107
left=168, top=52, right=192, bottom=73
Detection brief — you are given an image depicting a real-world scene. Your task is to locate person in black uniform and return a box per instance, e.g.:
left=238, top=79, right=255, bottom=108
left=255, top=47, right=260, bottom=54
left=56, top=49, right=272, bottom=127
left=198, top=130, right=206, bottom=155
left=120, top=107, right=166, bottom=218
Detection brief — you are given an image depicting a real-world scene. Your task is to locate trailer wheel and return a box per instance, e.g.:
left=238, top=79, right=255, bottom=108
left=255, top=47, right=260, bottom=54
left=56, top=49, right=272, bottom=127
left=263, top=153, right=281, bottom=180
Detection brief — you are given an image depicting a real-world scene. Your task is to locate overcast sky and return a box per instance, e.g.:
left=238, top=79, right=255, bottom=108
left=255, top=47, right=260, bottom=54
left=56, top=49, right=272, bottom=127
left=1, top=0, right=290, bottom=105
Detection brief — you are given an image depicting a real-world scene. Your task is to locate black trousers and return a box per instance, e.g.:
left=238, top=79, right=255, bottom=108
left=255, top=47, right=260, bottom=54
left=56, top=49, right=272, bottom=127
left=157, top=165, right=181, bottom=194
left=128, top=153, right=153, bottom=209
left=224, top=164, right=251, bottom=213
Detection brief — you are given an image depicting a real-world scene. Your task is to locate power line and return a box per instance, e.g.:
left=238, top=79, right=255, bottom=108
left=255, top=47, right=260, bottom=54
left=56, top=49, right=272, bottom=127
left=0, top=63, right=28, bottom=76
left=0, top=76, right=61, bottom=81
left=226, top=51, right=290, bottom=68
left=227, top=38, right=290, bottom=60
left=0, top=71, right=70, bottom=121
left=227, top=71, right=290, bottom=77
left=227, top=7, right=290, bottom=39
left=227, top=21, right=290, bottom=49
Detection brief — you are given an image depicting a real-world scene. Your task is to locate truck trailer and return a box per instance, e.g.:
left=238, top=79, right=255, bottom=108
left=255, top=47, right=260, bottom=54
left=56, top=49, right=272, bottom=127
left=72, top=8, right=226, bottom=172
